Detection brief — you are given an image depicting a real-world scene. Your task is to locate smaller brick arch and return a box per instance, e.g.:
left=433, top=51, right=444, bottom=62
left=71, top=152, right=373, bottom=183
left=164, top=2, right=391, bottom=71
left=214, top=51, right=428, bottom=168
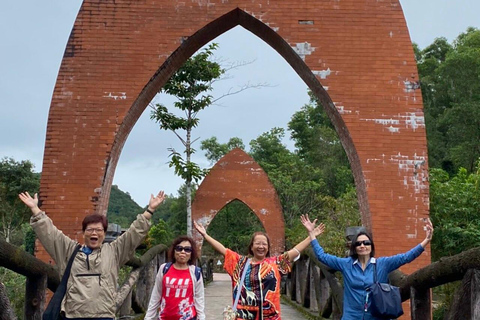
left=192, top=148, right=285, bottom=255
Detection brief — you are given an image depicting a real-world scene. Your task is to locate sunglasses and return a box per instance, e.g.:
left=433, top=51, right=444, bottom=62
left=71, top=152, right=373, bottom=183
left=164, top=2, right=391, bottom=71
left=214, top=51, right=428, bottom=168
left=354, top=240, right=372, bottom=247
left=174, top=245, right=193, bottom=253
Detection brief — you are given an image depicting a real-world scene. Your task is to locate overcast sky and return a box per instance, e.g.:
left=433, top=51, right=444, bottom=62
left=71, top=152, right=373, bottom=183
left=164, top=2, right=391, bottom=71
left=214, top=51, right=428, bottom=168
left=1, top=1, right=479, bottom=206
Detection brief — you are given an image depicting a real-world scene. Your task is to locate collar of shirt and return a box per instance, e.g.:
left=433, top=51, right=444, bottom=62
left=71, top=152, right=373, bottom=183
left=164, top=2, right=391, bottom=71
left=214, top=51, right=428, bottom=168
left=81, top=246, right=93, bottom=255
left=353, top=257, right=376, bottom=265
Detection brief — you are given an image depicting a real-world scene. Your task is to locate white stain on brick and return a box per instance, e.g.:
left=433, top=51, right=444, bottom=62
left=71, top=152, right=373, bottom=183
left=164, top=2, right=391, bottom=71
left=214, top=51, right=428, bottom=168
left=366, top=158, right=382, bottom=164
left=387, top=126, right=399, bottom=133
left=403, top=80, right=420, bottom=92
left=312, top=68, right=331, bottom=79
left=390, top=152, right=428, bottom=194
left=405, top=113, right=425, bottom=131
left=361, top=113, right=425, bottom=133
left=292, top=42, right=315, bottom=61
left=242, top=10, right=277, bottom=31
left=239, top=160, right=255, bottom=165
left=190, top=0, right=211, bottom=7
left=103, top=92, right=127, bottom=100
left=334, top=103, right=352, bottom=114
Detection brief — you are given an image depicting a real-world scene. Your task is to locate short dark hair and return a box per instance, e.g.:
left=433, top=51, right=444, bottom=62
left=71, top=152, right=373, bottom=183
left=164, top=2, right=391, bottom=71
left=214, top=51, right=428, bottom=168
left=248, top=232, right=271, bottom=257
left=168, top=236, right=198, bottom=265
left=349, top=231, right=375, bottom=259
left=82, top=214, right=108, bottom=232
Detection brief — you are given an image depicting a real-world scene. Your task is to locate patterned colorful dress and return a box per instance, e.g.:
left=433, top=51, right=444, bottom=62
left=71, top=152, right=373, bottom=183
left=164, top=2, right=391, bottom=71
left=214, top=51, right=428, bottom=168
left=224, top=249, right=292, bottom=320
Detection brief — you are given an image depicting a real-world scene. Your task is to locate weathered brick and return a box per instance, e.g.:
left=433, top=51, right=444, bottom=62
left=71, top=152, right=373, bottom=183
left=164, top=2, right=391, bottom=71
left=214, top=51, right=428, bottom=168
left=38, top=2, right=429, bottom=317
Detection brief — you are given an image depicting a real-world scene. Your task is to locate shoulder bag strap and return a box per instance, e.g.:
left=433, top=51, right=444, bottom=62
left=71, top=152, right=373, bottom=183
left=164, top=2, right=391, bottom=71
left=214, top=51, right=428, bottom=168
left=43, top=244, right=81, bottom=320
left=233, top=258, right=250, bottom=311
left=58, top=244, right=81, bottom=292
left=373, top=261, right=378, bottom=283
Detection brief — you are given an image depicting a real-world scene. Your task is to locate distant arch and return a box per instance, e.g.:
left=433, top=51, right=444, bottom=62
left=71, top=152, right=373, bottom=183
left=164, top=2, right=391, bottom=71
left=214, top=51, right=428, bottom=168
left=192, top=148, right=284, bottom=255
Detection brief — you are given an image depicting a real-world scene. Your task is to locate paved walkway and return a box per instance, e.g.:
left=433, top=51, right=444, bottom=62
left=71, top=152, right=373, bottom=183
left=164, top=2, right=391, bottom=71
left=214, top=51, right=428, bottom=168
left=205, top=273, right=306, bottom=320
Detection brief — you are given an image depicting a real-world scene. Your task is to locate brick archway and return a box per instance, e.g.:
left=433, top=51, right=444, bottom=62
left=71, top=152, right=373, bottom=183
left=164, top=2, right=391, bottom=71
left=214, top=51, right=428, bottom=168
left=40, top=0, right=430, bottom=289
left=192, top=148, right=285, bottom=255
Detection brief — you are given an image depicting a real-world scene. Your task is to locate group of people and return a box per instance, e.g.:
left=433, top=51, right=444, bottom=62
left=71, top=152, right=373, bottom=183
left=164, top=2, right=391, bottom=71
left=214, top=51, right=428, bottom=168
left=19, top=190, right=433, bottom=320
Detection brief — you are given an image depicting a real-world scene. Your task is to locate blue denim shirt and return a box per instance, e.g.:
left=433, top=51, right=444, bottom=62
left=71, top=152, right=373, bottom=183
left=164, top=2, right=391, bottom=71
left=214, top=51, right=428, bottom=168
left=311, top=239, right=424, bottom=320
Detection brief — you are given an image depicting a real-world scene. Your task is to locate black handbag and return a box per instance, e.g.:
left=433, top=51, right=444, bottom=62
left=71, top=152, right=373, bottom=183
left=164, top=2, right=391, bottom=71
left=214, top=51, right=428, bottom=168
left=43, top=244, right=81, bottom=320
left=368, top=263, right=403, bottom=319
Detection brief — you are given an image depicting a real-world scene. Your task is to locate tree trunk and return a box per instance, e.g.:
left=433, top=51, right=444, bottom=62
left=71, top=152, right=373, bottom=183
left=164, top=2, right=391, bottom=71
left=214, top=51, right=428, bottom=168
left=0, top=282, right=17, bottom=320
left=410, top=286, right=431, bottom=320
left=186, top=179, right=192, bottom=237
left=24, top=274, right=47, bottom=320
left=0, top=237, right=60, bottom=291
left=444, top=269, right=480, bottom=320
left=116, top=267, right=143, bottom=313
left=186, top=119, right=192, bottom=237
left=305, top=248, right=344, bottom=312
left=392, top=246, right=480, bottom=301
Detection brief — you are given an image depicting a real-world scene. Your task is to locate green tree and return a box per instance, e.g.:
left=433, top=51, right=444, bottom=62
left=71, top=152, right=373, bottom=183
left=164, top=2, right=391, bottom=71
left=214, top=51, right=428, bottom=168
left=0, top=158, right=40, bottom=243
left=248, top=127, right=360, bottom=251
left=147, top=219, right=173, bottom=248
left=418, top=28, right=480, bottom=173
left=151, top=43, right=224, bottom=236
left=205, top=200, right=263, bottom=255
left=288, top=93, right=354, bottom=197
left=429, top=165, right=480, bottom=261
left=200, top=136, right=245, bottom=164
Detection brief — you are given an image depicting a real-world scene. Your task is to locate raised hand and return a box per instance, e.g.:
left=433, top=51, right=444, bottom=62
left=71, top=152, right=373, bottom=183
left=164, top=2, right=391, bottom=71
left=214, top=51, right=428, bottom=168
left=148, top=191, right=166, bottom=211
left=312, top=223, right=326, bottom=237
left=19, top=192, right=38, bottom=209
left=419, top=217, right=434, bottom=248
left=424, top=218, right=434, bottom=241
left=300, top=214, right=318, bottom=233
left=193, top=221, right=206, bottom=237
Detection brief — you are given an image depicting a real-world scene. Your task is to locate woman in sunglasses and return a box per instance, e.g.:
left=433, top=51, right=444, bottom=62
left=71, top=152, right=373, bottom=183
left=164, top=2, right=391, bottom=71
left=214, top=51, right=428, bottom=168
left=145, top=236, right=205, bottom=320
left=300, top=214, right=434, bottom=320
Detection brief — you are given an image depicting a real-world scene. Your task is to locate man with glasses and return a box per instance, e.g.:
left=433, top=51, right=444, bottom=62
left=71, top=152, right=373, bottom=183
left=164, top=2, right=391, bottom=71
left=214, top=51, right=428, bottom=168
left=19, top=190, right=165, bottom=320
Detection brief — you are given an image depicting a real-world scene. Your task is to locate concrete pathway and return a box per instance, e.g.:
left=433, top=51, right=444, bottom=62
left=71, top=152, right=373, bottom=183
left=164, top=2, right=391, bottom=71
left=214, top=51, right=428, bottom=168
left=205, top=273, right=306, bottom=320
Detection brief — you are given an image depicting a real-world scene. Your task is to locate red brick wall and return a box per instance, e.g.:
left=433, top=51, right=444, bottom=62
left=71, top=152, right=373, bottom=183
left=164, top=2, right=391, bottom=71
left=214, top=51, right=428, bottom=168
left=191, top=148, right=285, bottom=255
left=39, top=1, right=429, bottom=316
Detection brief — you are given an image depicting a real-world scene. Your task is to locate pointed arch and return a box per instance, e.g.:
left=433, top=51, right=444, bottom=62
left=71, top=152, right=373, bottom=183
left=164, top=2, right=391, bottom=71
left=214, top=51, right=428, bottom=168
left=192, top=148, right=284, bottom=255
left=39, top=1, right=430, bottom=286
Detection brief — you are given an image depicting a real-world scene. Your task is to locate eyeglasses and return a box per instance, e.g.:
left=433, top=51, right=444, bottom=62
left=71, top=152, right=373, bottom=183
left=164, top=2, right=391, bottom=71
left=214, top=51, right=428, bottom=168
left=85, top=228, right=105, bottom=234
left=354, top=240, right=372, bottom=247
left=174, top=245, right=193, bottom=253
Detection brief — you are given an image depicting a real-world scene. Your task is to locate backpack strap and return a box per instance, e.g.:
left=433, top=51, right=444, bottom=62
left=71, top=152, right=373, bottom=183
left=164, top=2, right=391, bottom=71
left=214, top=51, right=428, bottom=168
left=162, top=262, right=173, bottom=275
left=194, top=266, right=201, bottom=281
left=164, top=262, right=201, bottom=281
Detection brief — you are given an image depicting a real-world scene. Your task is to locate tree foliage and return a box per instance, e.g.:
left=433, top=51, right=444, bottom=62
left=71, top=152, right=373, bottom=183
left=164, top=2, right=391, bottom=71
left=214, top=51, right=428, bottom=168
left=0, top=158, right=40, bottom=244
left=200, top=136, right=245, bottom=164
left=205, top=200, right=263, bottom=255
left=288, top=93, right=354, bottom=197
left=429, top=165, right=480, bottom=261
left=151, top=43, right=224, bottom=236
left=418, top=28, right=480, bottom=173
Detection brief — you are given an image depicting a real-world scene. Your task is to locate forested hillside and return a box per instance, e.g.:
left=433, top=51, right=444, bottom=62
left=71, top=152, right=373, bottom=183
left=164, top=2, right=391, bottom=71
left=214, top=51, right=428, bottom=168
left=107, top=185, right=143, bottom=227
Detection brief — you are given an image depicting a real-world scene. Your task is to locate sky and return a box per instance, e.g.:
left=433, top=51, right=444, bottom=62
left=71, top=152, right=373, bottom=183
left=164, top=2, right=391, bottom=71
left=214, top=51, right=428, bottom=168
left=1, top=1, right=479, bottom=206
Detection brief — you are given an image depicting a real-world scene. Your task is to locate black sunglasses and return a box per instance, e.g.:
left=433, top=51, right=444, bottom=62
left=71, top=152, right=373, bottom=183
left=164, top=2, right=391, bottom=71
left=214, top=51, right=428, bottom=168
left=354, top=240, right=372, bottom=247
left=174, top=245, right=193, bottom=253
